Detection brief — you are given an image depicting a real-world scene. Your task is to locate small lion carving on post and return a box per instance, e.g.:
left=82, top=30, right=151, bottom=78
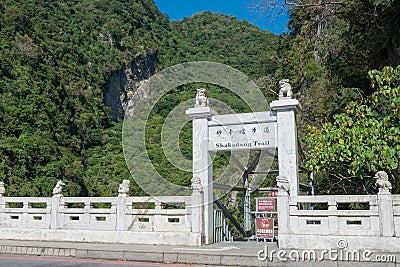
left=375, top=171, right=392, bottom=191
left=195, top=88, right=209, bottom=107
left=52, top=180, right=65, bottom=196
left=278, top=79, right=293, bottom=99
left=118, top=179, right=130, bottom=196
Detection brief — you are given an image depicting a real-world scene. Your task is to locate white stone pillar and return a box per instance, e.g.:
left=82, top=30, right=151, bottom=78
left=270, top=99, right=301, bottom=196
left=186, top=106, right=213, bottom=244
left=277, top=189, right=290, bottom=235
left=190, top=177, right=204, bottom=235
left=153, top=201, right=163, bottom=231
left=0, top=195, right=3, bottom=223
left=50, top=195, right=61, bottom=229
left=0, top=181, right=5, bottom=198
left=377, top=188, right=395, bottom=237
left=328, top=200, right=339, bottom=235
left=0, top=182, right=4, bottom=222
left=116, top=194, right=127, bottom=231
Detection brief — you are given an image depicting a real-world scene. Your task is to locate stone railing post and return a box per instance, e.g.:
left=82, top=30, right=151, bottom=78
left=190, top=177, right=204, bottom=235
left=50, top=180, right=65, bottom=229
left=50, top=194, right=61, bottom=229
left=328, top=200, right=339, bottom=235
left=277, top=191, right=290, bottom=235
left=0, top=181, right=5, bottom=198
left=276, top=176, right=290, bottom=235
left=0, top=182, right=4, bottom=222
left=116, top=194, right=127, bottom=231
left=377, top=188, right=395, bottom=237
left=152, top=200, right=163, bottom=230
left=116, top=179, right=130, bottom=230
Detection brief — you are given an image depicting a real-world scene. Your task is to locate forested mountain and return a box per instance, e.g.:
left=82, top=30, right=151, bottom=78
left=1, top=0, right=399, bottom=197
left=159, top=11, right=278, bottom=79
left=0, top=0, right=278, bottom=196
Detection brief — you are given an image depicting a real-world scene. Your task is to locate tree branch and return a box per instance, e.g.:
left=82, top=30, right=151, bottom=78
left=283, top=0, right=345, bottom=8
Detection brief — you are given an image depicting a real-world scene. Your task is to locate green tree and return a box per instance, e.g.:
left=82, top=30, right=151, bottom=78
left=159, top=12, right=279, bottom=81
left=0, top=0, right=170, bottom=196
left=305, top=66, right=400, bottom=194
left=1, top=1, right=280, bottom=197
left=260, top=0, right=400, bottom=126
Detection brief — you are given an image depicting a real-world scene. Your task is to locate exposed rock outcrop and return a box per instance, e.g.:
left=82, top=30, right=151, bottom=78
left=104, top=52, right=158, bottom=121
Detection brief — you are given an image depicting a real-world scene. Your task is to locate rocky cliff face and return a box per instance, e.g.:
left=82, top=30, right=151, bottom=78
left=104, top=52, right=158, bottom=121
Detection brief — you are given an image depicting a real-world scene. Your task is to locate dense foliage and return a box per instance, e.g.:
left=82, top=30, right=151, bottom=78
left=0, top=1, right=278, bottom=196
left=159, top=11, right=278, bottom=80
left=0, top=0, right=168, bottom=196
left=2, top=0, right=399, bottom=198
left=272, top=0, right=400, bottom=126
left=305, top=66, right=400, bottom=194
left=266, top=0, right=400, bottom=193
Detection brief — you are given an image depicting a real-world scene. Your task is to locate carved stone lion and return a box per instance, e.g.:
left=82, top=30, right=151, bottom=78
left=118, top=179, right=130, bottom=195
left=52, top=180, right=65, bottom=196
left=278, top=79, right=293, bottom=99
left=195, top=88, right=209, bottom=107
left=276, top=176, right=290, bottom=193
left=375, top=171, right=392, bottom=190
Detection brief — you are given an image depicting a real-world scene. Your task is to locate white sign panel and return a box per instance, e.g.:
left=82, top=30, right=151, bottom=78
left=208, top=112, right=277, bottom=151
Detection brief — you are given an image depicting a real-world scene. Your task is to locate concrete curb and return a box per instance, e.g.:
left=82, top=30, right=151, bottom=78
left=0, top=243, right=399, bottom=267
left=0, top=245, right=263, bottom=266
left=0, top=245, right=76, bottom=257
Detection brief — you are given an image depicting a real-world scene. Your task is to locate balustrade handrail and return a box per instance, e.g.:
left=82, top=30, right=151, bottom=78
left=0, top=194, right=195, bottom=232
left=289, top=194, right=377, bottom=204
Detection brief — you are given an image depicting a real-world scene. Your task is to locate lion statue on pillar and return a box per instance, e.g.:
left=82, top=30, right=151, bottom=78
left=52, top=180, right=65, bottom=196
left=118, top=179, right=130, bottom=196
left=195, top=88, right=209, bottom=107
left=375, top=171, right=392, bottom=190
left=278, top=79, right=293, bottom=99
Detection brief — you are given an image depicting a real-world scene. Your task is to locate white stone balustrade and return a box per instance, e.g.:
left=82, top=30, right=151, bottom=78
left=277, top=191, right=400, bottom=251
left=0, top=194, right=202, bottom=246
left=0, top=197, right=52, bottom=229
left=393, top=195, right=400, bottom=237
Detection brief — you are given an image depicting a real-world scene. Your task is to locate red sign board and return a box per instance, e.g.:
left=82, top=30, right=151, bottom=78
left=255, top=218, right=274, bottom=239
left=257, top=198, right=275, bottom=212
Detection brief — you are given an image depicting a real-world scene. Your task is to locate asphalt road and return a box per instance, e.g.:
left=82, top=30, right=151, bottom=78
left=0, top=255, right=192, bottom=267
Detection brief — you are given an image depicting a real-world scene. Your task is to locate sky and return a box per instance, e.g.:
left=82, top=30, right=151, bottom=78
left=153, top=0, right=289, bottom=35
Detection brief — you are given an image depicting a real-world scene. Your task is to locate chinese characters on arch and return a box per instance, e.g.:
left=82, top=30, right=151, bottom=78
left=208, top=111, right=277, bottom=151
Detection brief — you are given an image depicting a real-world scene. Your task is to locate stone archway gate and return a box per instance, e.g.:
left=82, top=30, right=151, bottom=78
left=186, top=93, right=301, bottom=244
left=0, top=89, right=302, bottom=247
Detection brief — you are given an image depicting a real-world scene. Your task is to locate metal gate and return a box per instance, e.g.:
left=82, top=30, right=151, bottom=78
left=213, top=209, right=233, bottom=242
